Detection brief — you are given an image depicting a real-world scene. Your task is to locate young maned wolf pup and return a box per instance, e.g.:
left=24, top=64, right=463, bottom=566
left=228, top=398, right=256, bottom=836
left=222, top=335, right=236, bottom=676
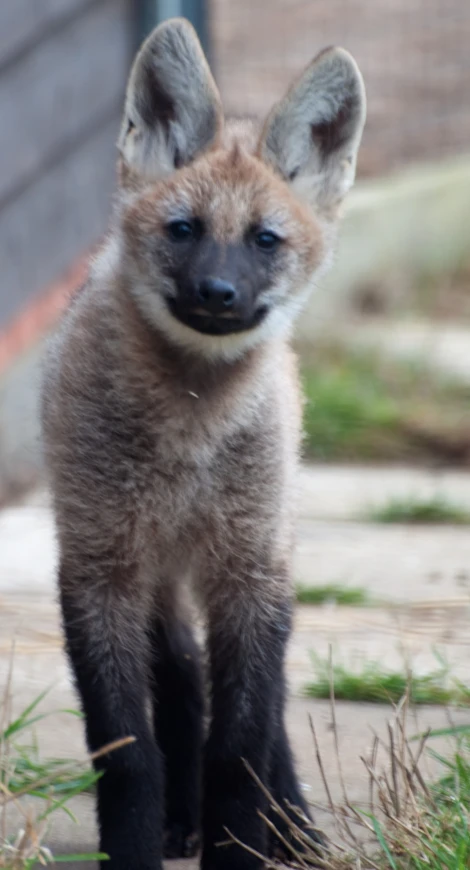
left=41, top=18, right=365, bottom=870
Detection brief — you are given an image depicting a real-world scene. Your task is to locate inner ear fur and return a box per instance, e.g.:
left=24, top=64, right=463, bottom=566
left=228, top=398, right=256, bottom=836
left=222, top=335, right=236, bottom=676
left=258, top=47, right=366, bottom=212
left=118, top=18, right=223, bottom=182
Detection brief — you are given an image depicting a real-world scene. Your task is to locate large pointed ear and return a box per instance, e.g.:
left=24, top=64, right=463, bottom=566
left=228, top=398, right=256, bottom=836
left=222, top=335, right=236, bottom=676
left=258, top=47, right=366, bottom=216
left=118, top=18, right=223, bottom=183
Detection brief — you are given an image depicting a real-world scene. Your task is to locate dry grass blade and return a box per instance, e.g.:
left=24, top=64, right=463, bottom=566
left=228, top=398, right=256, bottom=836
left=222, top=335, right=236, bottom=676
left=244, top=669, right=469, bottom=869
left=328, top=647, right=347, bottom=805
left=368, top=736, right=379, bottom=816
left=309, top=716, right=335, bottom=819
left=326, top=647, right=365, bottom=851
left=222, top=827, right=279, bottom=870
left=258, top=813, right=311, bottom=870
left=401, top=727, right=435, bottom=807
left=387, top=723, right=400, bottom=817
left=241, top=759, right=325, bottom=862
left=89, top=735, right=136, bottom=761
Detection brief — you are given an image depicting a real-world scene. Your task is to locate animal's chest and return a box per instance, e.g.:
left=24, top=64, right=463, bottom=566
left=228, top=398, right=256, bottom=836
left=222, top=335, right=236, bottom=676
left=141, top=419, right=225, bottom=541
left=119, top=384, right=275, bottom=553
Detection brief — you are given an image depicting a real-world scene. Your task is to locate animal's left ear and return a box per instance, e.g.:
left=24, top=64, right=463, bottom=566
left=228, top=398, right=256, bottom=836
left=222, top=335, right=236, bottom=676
left=258, top=47, right=366, bottom=216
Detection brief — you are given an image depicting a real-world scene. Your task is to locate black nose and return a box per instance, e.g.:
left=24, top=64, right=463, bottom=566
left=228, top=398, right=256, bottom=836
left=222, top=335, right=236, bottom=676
left=196, top=278, right=237, bottom=315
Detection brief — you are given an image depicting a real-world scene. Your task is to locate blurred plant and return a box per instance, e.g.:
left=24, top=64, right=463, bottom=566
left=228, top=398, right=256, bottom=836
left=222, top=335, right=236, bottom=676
left=296, top=584, right=372, bottom=607
left=305, top=652, right=470, bottom=706
left=301, top=343, right=470, bottom=464
left=367, top=495, right=470, bottom=525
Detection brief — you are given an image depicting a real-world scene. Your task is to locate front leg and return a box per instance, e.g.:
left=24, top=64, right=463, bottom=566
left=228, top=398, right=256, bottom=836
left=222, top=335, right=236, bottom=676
left=59, top=553, right=164, bottom=870
left=268, top=679, right=325, bottom=861
left=202, top=579, right=292, bottom=870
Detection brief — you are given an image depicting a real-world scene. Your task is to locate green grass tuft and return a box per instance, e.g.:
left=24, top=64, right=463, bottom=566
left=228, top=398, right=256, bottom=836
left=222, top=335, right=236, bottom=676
left=368, top=494, right=470, bottom=524
left=305, top=655, right=470, bottom=705
left=382, top=735, right=470, bottom=869
left=0, top=682, right=132, bottom=867
left=295, top=583, right=371, bottom=606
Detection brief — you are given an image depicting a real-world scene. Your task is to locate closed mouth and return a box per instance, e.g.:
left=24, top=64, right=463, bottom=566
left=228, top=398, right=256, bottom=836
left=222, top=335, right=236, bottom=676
left=167, top=300, right=269, bottom=336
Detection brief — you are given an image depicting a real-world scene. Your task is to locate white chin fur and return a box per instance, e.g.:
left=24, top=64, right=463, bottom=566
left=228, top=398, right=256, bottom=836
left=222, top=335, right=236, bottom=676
left=130, top=283, right=303, bottom=361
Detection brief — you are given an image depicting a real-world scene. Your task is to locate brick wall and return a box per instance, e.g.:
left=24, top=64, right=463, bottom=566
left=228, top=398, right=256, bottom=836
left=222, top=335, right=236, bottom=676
left=210, top=0, right=470, bottom=177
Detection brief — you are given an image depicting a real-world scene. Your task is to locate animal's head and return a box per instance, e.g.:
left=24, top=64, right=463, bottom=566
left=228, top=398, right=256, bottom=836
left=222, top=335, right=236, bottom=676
left=113, top=18, right=366, bottom=359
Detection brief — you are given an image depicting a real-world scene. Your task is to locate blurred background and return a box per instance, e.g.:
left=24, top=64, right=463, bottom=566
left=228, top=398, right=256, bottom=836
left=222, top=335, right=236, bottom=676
left=0, top=0, right=470, bottom=498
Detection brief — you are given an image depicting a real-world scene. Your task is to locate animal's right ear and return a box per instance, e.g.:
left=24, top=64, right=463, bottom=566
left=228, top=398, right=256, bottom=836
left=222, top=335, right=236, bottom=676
left=118, top=18, right=223, bottom=184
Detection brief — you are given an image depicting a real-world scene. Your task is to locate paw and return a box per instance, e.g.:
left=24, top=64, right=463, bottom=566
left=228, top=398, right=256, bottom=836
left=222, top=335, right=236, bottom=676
left=163, top=823, right=200, bottom=859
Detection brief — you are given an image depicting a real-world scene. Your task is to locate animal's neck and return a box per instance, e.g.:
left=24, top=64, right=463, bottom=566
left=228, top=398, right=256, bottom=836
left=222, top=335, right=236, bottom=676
left=116, top=280, right=274, bottom=409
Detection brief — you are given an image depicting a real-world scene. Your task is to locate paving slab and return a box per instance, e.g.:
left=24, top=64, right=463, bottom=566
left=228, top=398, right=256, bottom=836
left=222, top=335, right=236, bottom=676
left=296, top=518, right=470, bottom=604
left=339, top=320, right=470, bottom=384
left=297, top=463, right=470, bottom=521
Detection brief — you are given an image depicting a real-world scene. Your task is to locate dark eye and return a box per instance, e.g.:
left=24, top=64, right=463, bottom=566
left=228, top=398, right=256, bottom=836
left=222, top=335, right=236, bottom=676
left=254, top=230, right=281, bottom=251
left=167, top=220, right=195, bottom=242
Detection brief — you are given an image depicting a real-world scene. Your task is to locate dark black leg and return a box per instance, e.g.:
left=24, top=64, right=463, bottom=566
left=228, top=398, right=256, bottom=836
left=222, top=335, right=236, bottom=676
left=201, top=599, right=292, bottom=870
left=149, top=614, right=204, bottom=858
left=60, top=570, right=163, bottom=870
left=268, top=702, right=325, bottom=862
